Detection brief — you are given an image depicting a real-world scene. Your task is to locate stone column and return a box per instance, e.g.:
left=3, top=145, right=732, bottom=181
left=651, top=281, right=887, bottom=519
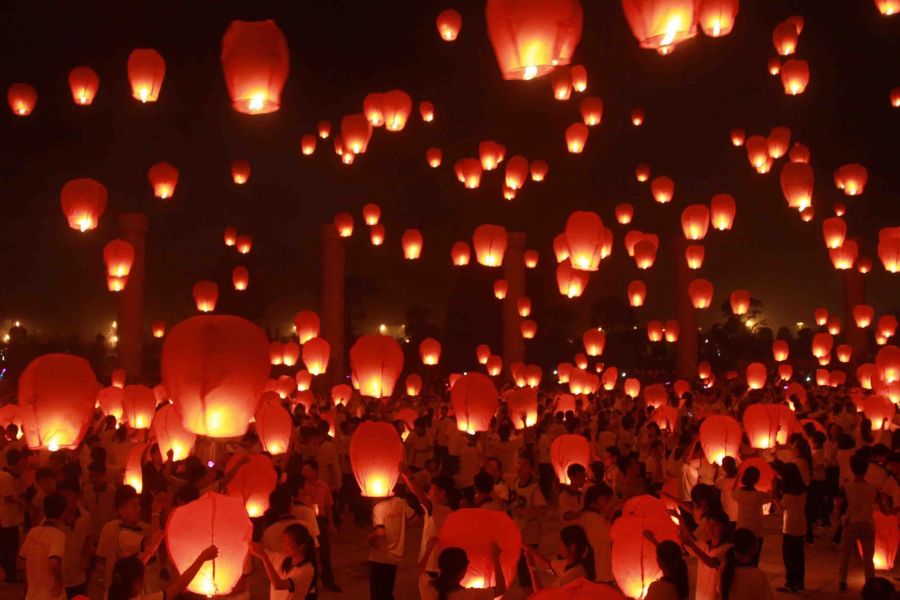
left=320, top=224, right=345, bottom=381
left=673, top=237, right=698, bottom=379
left=502, top=232, right=526, bottom=369
left=117, top=213, right=149, bottom=379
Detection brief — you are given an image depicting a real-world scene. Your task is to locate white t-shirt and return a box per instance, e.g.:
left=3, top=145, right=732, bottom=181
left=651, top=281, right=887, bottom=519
left=715, top=477, right=738, bottom=522
left=370, top=496, right=415, bottom=564
left=19, top=522, right=66, bottom=600
left=96, top=519, right=149, bottom=584
left=267, top=558, right=315, bottom=600
left=420, top=502, right=452, bottom=572
left=693, top=541, right=732, bottom=600
left=0, top=469, right=23, bottom=527
left=732, top=489, right=769, bottom=537
left=62, top=507, right=92, bottom=587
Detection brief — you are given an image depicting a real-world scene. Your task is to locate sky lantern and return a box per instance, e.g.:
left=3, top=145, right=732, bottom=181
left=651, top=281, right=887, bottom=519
left=772, top=21, right=798, bottom=55
left=565, top=123, right=589, bottom=153
left=647, top=321, right=664, bottom=342
left=97, top=386, right=124, bottom=421
left=7, top=83, right=37, bottom=116
left=579, top=96, right=604, bottom=126
left=455, top=158, right=483, bottom=188
left=162, top=315, right=269, bottom=438
left=317, top=120, right=331, bottom=138
left=627, top=280, right=647, bottom=307
left=790, top=142, right=811, bottom=163
left=111, top=368, right=127, bottom=389
left=517, top=296, right=532, bottom=317
left=507, top=388, right=538, bottom=429
left=486, top=355, right=503, bottom=376
left=300, top=134, right=316, bottom=155
left=570, top=64, right=588, bottom=91
left=550, top=434, right=591, bottom=484
left=301, top=336, right=330, bottom=376
left=745, top=362, right=767, bottom=390
left=167, top=493, right=250, bottom=596
left=778, top=364, right=793, bottom=381
left=236, top=234, right=252, bottom=254
left=19, top=354, right=98, bottom=451
left=369, top=224, right=385, bottom=246
left=827, top=315, right=842, bottom=335
left=814, top=307, right=829, bottom=326
left=622, top=378, right=641, bottom=400
left=451, top=372, right=499, bottom=434
left=767, top=126, right=791, bottom=158
left=220, top=19, right=289, bottom=114
left=485, top=0, right=583, bottom=80
left=830, top=241, right=858, bottom=270
left=223, top=227, right=237, bottom=247
left=523, top=249, right=539, bottom=269
left=601, top=366, right=618, bottom=391
left=633, top=239, right=658, bottom=270
left=476, top=344, right=491, bottom=365
left=772, top=340, right=789, bottom=362
left=879, top=228, right=900, bottom=272
left=381, top=89, right=413, bottom=131
left=350, top=335, right=404, bottom=398
left=878, top=315, right=898, bottom=339
left=404, top=373, right=423, bottom=397
left=856, top=256, right=873, bottom=274
left=564, top=211, right=605, bottom=271
left=362, top=203, right=381, bottom=226
left=864, top=395, right=895, bottom=430
left=254, top=399, right=292, bottom=455
left=681, top=204, right=710, bottom=240
left=557, top=362, right=573, bottom=384
left=729, top=289, right=750, bottom=315
left=107, top=275, right=127, bottom=293
left=151, top=404, right=195, bottom=461
left=730, top=128, right=746, bottom=146
left=632, top=166, right=651, bottom=186
left=643, top=384, right=667, bottom=408
left=363, top=92, right=385, bottom=126
left=877, top=346, right=900, bottom=383
left=664, top=320, right=680, bottom=342
left=551, top=67, right=573, bottom=100
left=858, top=364, right=877, bottom=390
left=127, top=49, right=165, bottom=102
left=525, top=365, right=542, bottom=388
left=709, top=193, right=736, bottom=231
left=68, top=66, right=99, bottom=105
left=768, top=56, right=782, bottom=76
left=123, top=443, right=147, bottom=494
left=341, top=113, right=373, bottom=154
left=451, top=241, right=472, bottom=266
left=699, top=415, right=742, bottom=465
left=614, top=203, right=634, bottom=225
left=231, top=266, right=249, bottom=291
left=282, top=342, right=300, bottom=366
left=224, top=453, right=276, bottom=517
left=402, top=229, right=423, bottom=259
left=479, top=140, right=506, bottom=170
left=836, top=344, right=853, bottom=364
left=869, top=512, right=900, bottom=572
left=611, top=510, right=679, bottom=600
left=697, top=0, right=739, bottom=37
left=103, top=239, right=135, bottom=279
left=781, top=59, right=810, bottom=95
left=472, top=224, right=508, bottom=267
left=192, top=281, right=219, bottom=313
left=350, top=421, right=403, bottom=497
left=812, top=332, right=834, bottom=358
left=556, top=261, right=589, bottom=298
left=60, top=178, right=107, bottom=232
left=853, top=304, right=875, bottom=328
left=152, top=321, right=166, bottom=339
left=780, top=162, right=814, bottom=209
left=231, top=160, right=251, bottom=184
left=293, top=310, right=320, bottom=344
left=583, top=328, right=606, bottom=356
left=520, top=319, right=538, bottom=339
left=505, top=155, right=529, bottom=190
left=688, top=279, right=714, bottom=309
left=326, top=383, right=349, bottom=407
left=650, top=176, right=674, bottom=204
left=525, top=160, right=549, bottom=184
left=122, top=385, right=156, bottom=429
left=437, top=509, right=521, bottom=591
left=745, top=135, right=769, bottom=168
left=493, top=279, right=509, bottom=299
left=426, top=147, right=443, bottom=168
left=294, top=370, right=312, bottom=392
left=419, top=337, right=442, bottom=366
left=833, top=163, right=868, bottom=196
left=333, top=211, right=354, bottom=238
left=743, top=404, right=794, bottom=449
left=147, top=161, right=179, bottom=199
left=436, top=8, right=462, bottom=41
left=621, top=0, right=697, bottom=52
left=822, top=217, right=847, bottom=249
left=270, top=343, right=284, bottom=366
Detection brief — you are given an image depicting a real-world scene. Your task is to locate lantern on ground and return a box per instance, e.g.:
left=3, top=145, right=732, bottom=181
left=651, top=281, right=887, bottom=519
left=124, top=444, right=148, bottom=493
left=127, top=49, right=165, bottom=102
left=350, top=421, right=403, bottom=497
left=867, top=511, right=900, bottom=570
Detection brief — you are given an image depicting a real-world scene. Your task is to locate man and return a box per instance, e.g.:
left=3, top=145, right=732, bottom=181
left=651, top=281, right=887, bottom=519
left=96, top=485, right=154, bottom=593
left=472, top=471, right=505, bottom=511
left=82, top=461, right=116, bottom=539
left=401, top=467, right=453, bottom=600
left=18, top=492, right=67, bottom=600
left=511, top=455, right=547, bottom=589
left=576, top=483, right=615, bottom=583
left=0, top=448, right=25, bottom=583
left=368, top=492, right=415, bottom=600
left=57, top=479, right=91, bottom=597
left=559, top=463, right=591, bottom=520
left=404, top=417, right=434, bottom=471
left=838, top=451, right=879, bottom=592
left=31, top=467, right=58, bottom=525
left=301, top=459, right=340, bottom=592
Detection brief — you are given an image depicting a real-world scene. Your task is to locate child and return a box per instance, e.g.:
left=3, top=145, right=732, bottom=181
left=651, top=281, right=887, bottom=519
left=423, top=546, right=505, bottom=600
left=681, top=510, right=732, bottom=600
left=523, top=525, right=596, bottom=589
left=251, top=524, right=317, bottom=599
left=718, top=528, right=775, bottom=600
left=108, top=544, right=218, bottom=600
left=575, top=483, right=614, bottom=583
left=731, top=467, right=769, bottom=565
left=644, top=539, right=689, bottom=600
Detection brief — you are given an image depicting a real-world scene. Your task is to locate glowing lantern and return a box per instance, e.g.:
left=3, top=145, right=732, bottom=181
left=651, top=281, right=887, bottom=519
left=813, top=308, right=829, bottom=327
left=152, top=321, right=166, bottom=339
left=451, top=373, right=498, bottom=434
left=570, top=64, right=588, bottom=92
left=123, top=443, right=147, bottom=494
left=127, top=49, right=165, bottom=102
left=664, top=320, right=679, bottom=342
left=524, top=249, right=539, bottom=268
left=564, top=211, right=605, bottom=271
left=632, top=166, right=650, bottom=185
left=627, top=280, right=647, bottom=307
left=6, top=83, right=37, bottom=117
left=224, top=227, right=237, bottom=247
left=767, top=126, right=791, bottom=158
left=772, top=21, right=798, bottom=55
left=633, top=240, right=658, bottom=270
left=398, top=229, right=422, bottom=260
left=192, top=281, right=218, bottom=313
left=775, top=365, right=792, bottom=383
left=422, top=148, right=442, bottom=169
left=614, top=203, right=634, bottom=225
left=830, top=241, right=858, bottom=270
left=790, top=142, right=810, bottom=163
left=60, top=178, right=107, bottom=232
left=97, top=387, right=124, bottom=421
left=621, top=0, right=698, bottom=52
left=106, top=275, right=126, bottom=292
left=223, top=453, right=277, bottom=517
left=341, top=113, right=373, bottom=154
left=300, top=134, right=317, bottom=155
left=645, top=320, right=664, bottom=343
left=577, top=97, right=605, bottom=127
left=479, top=141, right=506, bottom=170
left=611, top=511, right=678, bottom=599
left=566, top=123, right=589, bottom=153
left=436, top=8, right=462, bottom=41
left=122, top=385, right=155, bottom=429
left=350, top=421, right=403, bottom=497
left=865, top=512, right=900, bottom=572
left=525, top=365, right=542, bottom=388
left=583, top=328, right=606, bottom=356
left=878, top=315, right=898, bottom=339
left=146, top=161, right=179, bottom=199
left=517, top=296, right=532, bottom=317
left=682, top=244, right=704, bottom=270
left=879, top=228, right=900, bottom=273
left=254, top=399, right=292, bottom=455
left=877, top=346, right=900, bottom=383
left=363, top=92, right=384, bottom=126
left=520, top=320, right=538, bottom=339
left=892, top=88, right=900, bottom=107
left=650, top=176, right=674, bottom=204
left=730, top=128, right=746, bottom=146
left=822, top=217, right=847, bottom=250
left=485, top=0, right=583, bottom=80
left=506, top=388, right=538, bottom=429
left=834, top=344, right=852, bottom=364
left=231, top=160, right=251, bottom=185
left=381, top=89, right=412, bottom=131
left=688, top=279, right=714, bottom=309
left=228, top=266, right=248, bottom=291
left=699, top=415, right=742, bottom=465
left=780, top=162, right=814, bottom=209
left=550, top=434, right=591, bottom=484
left=446, top=241, right=471, bottom=267
left=697, top=0, right=739, bottom=37
left=161, top=315, right=269, bottom=438
left=300, top=337, right=330, bottom=376
left=111, top=369, right=127, bottom=389
left=551, top=68, right=573, bottom=100
left=470, top=344, right=490, bottom=366
left=19, top=354, right=98, bottom=451
left=103, top=239, right=135, bottom=278
left=470, top=224, right=508, bottom=267
left=743, top=404, right=791, bottom=449
left=729, top=290, right=750, bottom=315
left=863, top=394, right=895, bottom=430
left=68, top=66, right=99, bottom=106
left=556, top=261, right=589, bottom=298
left=524, top=160, right=549, bottom=185
left=317, top=120, right=331, bottom=138
left=150, top=404, right=196, bottom=462
left=681, top=205, right=710, bottom=240
left=486, top=355, right=503, bottom=377
left=350, top=335, right=404, bottom=398
left=833, top=163, right=868, bottom=196
left=642, top=384, right=666, bottom=409
left=781, top=59, right=810, bottom=95
left=220, top=19, right=289, bottom=114
left=293, top=311, right=320, bottom=344
left=746, top=135, right=769, bottom=169
left=328, top=384, right=350, bottom=407
left=851, top=305, right=874, bottom=328
left=745, top=362, right=766, bottom=390
left=419, top=338, right=442, bottom=366
left=812, top=332, right=834, bottom=359
left=767, top=340, right=789, bottom=362
left=437, top=508, right=521, bottom=592
left=768, top=56, right=782, bottom=75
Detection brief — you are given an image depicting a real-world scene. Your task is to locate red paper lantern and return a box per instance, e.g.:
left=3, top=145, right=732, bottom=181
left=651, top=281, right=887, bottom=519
left=151, top=404, right=195, bottom=461
left=699, top=415, right=743, bottom=465
left=350, top=421, right=404, bottom=497
left=420, top=338, right=442, bottom=366
left=293, top=310, right=320, bottom=344
left=550, top=434, right=591, bottom=484
left=350, top=335, right=404, bottom=398
left=437, top=509, right=521, bottom=589
left=147, top=162, right=179, bottom=199
left=231, top=160, right=251, bottom=184
left=220, top=20, right=289, bottom=114
left=60, top=178, right=107, bottom=232
left=127, top=49, right=165, bottom=102
left=122, top=384, right=155, bottom=429
left=68, top=66, right=99, bottom=106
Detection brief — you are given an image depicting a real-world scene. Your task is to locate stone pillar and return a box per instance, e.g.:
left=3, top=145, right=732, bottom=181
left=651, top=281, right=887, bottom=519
left=502, top=232, right=526, bottom=369
left=117, top=213, right=149, bottom=379
left=673, top=237, right=698, bottom=379
left=843, top=257, right=867, bottom=362
left=320, top=224, right=345, bottom=381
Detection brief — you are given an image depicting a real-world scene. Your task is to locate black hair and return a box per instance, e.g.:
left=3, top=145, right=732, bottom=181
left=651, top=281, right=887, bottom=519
left=173, top=484, right=200, bottom=507
left=43, top=492, right=67, bottom=520
left=434, top=547, right=468, bottom=600
left=566, top=463, right=586, bottom=481
left=518, top=453, right=535, bottom=468
left=280, top=523, right=316, bottom=577
left=584, top=482, right=612, bottom=507
left=302, top=458, right=319, bottom=472
left=656, top=540, right=689, bottom=600
left=36, top=467, right=56, bottom=481
left=740, top=466, right=760, bottom=488
left=115, top=485, right=139, bottom=510
left=4, top=448, right=22, bottom=467
left=851, top=450, right=869, bottom=476
left=778, top=462, right=807, bottom=495
left=474, top=471, right=494, bottom=494
left=267, top=485, right=293, bottom=519
left=560, top=525, right=596, bottom=581
left=721, top=456, right=738, bottom=477
left=57, top=479, right=80, bottom=495
left=108, top=556, right=143, bottom=600
left=430, top=475, right=454, bottom=495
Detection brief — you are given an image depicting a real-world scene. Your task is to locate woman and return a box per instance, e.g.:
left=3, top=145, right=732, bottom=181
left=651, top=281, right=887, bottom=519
left=524, top=525, right=596, bottom=588
left=423, top=545, right=505, bottom=600
left=644, top=540, right=689, bottom=600
left=774, top=462, right=807, bottom=592
left=251, top=523, right=317, bottom=599
left=107, top=544, right=218, bottom=600
left=681, top=511, right=732, bottom=600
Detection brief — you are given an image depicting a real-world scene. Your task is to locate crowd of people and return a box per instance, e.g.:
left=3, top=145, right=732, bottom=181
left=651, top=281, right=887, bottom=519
left=1, top=376, right=899, bottom=600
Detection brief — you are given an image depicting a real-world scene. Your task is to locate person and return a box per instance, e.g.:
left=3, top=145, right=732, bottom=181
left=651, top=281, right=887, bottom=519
left=680, top=510, right=732, bottom=600
left=861, top=577, right=896, bottom=600
left=18, top=492, right=67, bottom=600
left=368, top=492, right=415, bottom=600
left=838, top=451, right=878, bottom=592
left=575, top=483, right=614, bottom=583
left=523, top=524, right=596, bottom=589
left=262, top=486, right=319, bottom=558
left=773, top=462, right=806, bottom=592
left=558, top=464, right=590, bottom=520
left=251, top=524, right=318, bottom=600
left=83, top=461, right=117, bottom=538
left=714, top=457, right=739, bottom=527
left=300, top=459, right=340, bottom=592
left=643, top=539, right=689, bottom=600
left=400, top=467, right=453, bottom=599
left=107, top=544, right=218, bottom=600
left=96, top=485, right=156, bottom=593
left=718, top=528, right=775, bottom=600
left=510, top=455, right=547, bottom=588
left=57, top=479, right=92, bottom=597
left=731, top=467, right=769, bottom=565
left=422, top=546, right=505, bottom=600
left=0, top=448, right=25, bottom=583
left=471, top=471, right=504, bottom=510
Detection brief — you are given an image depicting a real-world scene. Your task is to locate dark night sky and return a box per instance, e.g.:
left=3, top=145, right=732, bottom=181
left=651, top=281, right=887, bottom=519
left=0, top=0, right=898, bottom=342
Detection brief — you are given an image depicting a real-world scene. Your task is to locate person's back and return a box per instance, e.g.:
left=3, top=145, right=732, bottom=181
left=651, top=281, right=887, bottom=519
left=20, top=494, right=67, bottom=600
left=727, top=563, right=775, bottom=600
left=370, top=496, right=414, bottom=565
